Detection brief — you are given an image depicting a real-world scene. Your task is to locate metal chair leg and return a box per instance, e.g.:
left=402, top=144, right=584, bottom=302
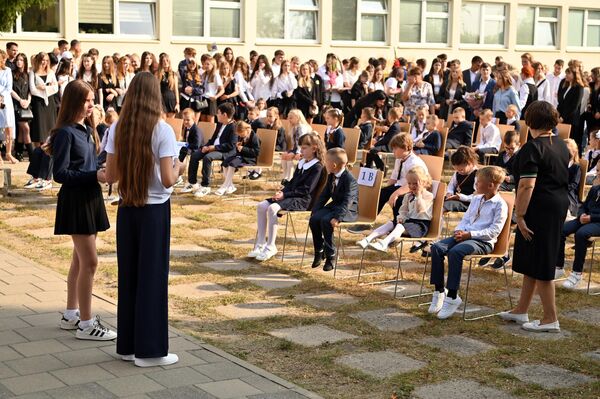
left=300, top=224, right=310, bottom=267
left=588, top=242, right=599, bottom=295
left=333, top=226, right=342, bottom=278
left=281, top=213, right=289, bottom=261
left=393, top=241, right=405, bottom=298
left=289, top=214, right=301, bottom=251
left=357, top=247, right=367, bottom=283
left=462, top=259, right=474, bottom=320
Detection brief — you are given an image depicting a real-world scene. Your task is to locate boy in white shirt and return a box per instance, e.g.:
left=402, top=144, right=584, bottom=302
left=475, top=109, right=501, bottom=163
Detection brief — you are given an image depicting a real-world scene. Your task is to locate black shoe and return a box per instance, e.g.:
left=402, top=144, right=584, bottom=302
left=281, top=179, right=289, bottom=186
left=421, top=248, right=430, bottom=258
left=346, top=225, right=372, bottom=234
left=491, top=255, right=510, bottom=270
left=323, top=255, right=335, bottom=272
left=410, top=241, right=427, bottom=253
left=478, top=257, right=491, bottom=266
left=311, top=251, right=325, bottom=268
left=249, top=172, right=262, bottom=180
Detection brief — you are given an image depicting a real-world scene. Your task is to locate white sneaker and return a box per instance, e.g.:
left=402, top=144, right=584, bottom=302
left=37, top=180, right=52, bottom=191
left=428, top=289, right=447, bottom=314
left=225, top=185, right=237, bottom=194
left=174, top=176, right=184, bottom=187
left=499, top=311, right=529, bottom=324
left=193, top=186, right=211, bottom=198
left=59, top=313, right=80, bottom=330
left=180, top=183, right=198, bottom=193
left=214, top=186, right=227, bottom=196
left=357, top=238, right=370, bottom=249
left=121, top=354, right=135, bottom=361
left=75, top=316, right=117, bottom=341
left=247, top=245, right=265, bottom=258
left=24, top=178, right=38, bottom=189
left=554, top=267, right=565, bottom=279
left=369, top=240, right=388, bottom=252
left=522, top=320, right=560, bottom=333
left=256, top=246, right=277, bottom=261
left=134, top=353, right=178, bottom=368
left=562, top=272, right=583, bottom=289
left=437, top=295, right=462, bottom=320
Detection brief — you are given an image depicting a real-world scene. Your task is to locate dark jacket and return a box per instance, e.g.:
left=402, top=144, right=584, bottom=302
left=52, top=124, right=98, bottom=187
left=462, top=69, right=480, bottom=92
left=325, top=126, right=346, bottom=150
left=294, top=84, right=317, bottom=118
left=557, top=82, right=584, bottom=125
left=374, top=121, right=401, bottom=149
left=578, top=183, right=600, bottom=222
left=508, top=119, right=521, bottom=133
left=184, top=124, right=202, bottom=151
left=249, top=117, right=267, bottom=133
left=358, top=122, right=373, bottom=149
left=237, top=131, right=260, bottom=165
left=280, top=160, right=324, bottom=211
left=495, top=150, right=517, bottom=176
left=345, top=90, right=387, bottom=127
left=568, top=162, right=582, bottom=216
left=415, top=130, right=442, bottom=155
left=207, top=122, right=237, bottom=154
left=446, top=120, right=473, bottom=148
left=472, top=78, right=496, bottom=110
left=313, top=169, right=358, bottom=222
left=267, top=123, right=286, bottom=152
left=439, top=83, right=468, bottom=120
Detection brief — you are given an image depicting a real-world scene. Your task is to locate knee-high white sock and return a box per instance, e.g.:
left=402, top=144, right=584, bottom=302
left=255, top=200, right=270, bottom=247
left=266, top=203, right=282, bottom=248
left=281, top=161, right=289, bottom=181
left=366, top=221, right=394, bottom=242
left=380, top=224, right=406, bottom=247
left=222, top=167, right=235, bottom=187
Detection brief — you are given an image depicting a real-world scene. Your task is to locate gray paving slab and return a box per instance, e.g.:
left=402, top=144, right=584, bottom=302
left=53, top=348, right=115, bottom=367
left=201, top=260, right=255, bottom=271
left=193, top=362, right=255, bottom=381
left=419, top=335, right=496, bottom=357
left=247, top=392, right=311, bottom=399
left=195, top=228, right=230, bottom=238
left=50, top=365, right=115, bottom=386
left=564, top=307, right=600, bottom=326
left=294, top=291, right=358, bottom=309
left=171, top=245, right=212, bottom=258
left=10, top=339, right=70, bottom=357
left=412, top=379, right=516, bottom=399
left=243, top=274, right=302, bottom=290
left=350, top=308, right=424, bottom=332
left=0, top=346, right=23, bottom=362
left=196, top=379, right=263, bottom=399
left=1, top=372, right=65, bottom=395
left=584, top=348, right=600, bottom=362
left=501, top=363, right=595, bottom=389
left=215, top=302, right=299, bottom=320
left=268, top=324, right=359, bottom=347
left=97, top=374, right=165, bottom=396
left=170, top=281, right=231, bottom=299
left=335, top=351, right=426, bottom=378
left=148, top=385, right=218, bottom=399
left=46, top=382, right=117, bottom=399
left=4, top=354, right=68, bottom=375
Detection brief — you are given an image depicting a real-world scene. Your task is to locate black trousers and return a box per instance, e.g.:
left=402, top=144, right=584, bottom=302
left=27, top=147, right=52, bottom=180
left=116, top=199, right=171, bottom=358
left=187, top=150, right=227, bottom=186
left=378, top=185, right=404, bottom=220
left=309, top=208, right=356, bottom=256
left=364, top=145, right=389, bottom=171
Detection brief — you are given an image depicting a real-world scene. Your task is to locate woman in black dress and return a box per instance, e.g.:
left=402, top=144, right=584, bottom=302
left=98, top=56, right=118, bottom=112
left=156, top=53, right=179, bottom=117
left=12, top=53, right=32, bottom=161
left=294, top=63, right=318, bottom=123
left=49, top=79, right=116, bottom=341
left=29, top=52, right=58, bottom=146
left=500, top=100, right=569, bottom=333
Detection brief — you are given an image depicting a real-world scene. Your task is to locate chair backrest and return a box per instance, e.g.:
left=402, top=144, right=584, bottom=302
left=496, top=124, right=517, bottom=152
left=399, top=122, right=411, bottom=133
left=557, top=123, right=571, bottom=140
left=436, top=118, right=446, bottom=131
left=342, top=127, right=361, bottom=166
left=351, top=168, right=384, bottom=222
left=426, top=181, right=447, bottom=239
left=306, top=166, right=329, bottom=211
left=255, top=128, right=277, bottom=168
left=281, top=118, right=291, bottom=134
left=165, top=117, right=184, bottom=141
left=418, top=154, right=444, bottom=181
left=310, top=124, right=327, bottom=141
left=579, top=158, right=588, bottom=201
left=435, top=127, right=449, bottom=158
left=519, top=122, right=529, bottom=146
left=491, top=192, right=515, bottom=256
left=197, top=121, right=217, bottom=144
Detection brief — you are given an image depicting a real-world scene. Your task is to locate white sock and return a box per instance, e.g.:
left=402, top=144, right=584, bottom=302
left=366, top=221, right=394, bottom=242
left=79, top=318, right=94, bottom=329
left=281, top=161, right=289, bottom=181
left=64, top=309, right=79, bottom=320
left=380, top=224, right=406, bottom=247
left=223, top=167, right=235, bottom=187
left=284, top=160, right=295, bottom=181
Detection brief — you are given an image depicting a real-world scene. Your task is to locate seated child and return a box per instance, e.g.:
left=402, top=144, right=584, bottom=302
left=444, top=146, right=479, bottom=212
left=249, top=133, right=326, bottom=261
left=495, top=130, right=520, bottom=192
left=178, top=108, right=203, bottom=163
left=364, top=106, right=403, bottom=171
left=564, top=138, right=582, bottom=218
left=409, top=105, right=428, bottom=141
left=475, top=109, right=501, bottom=163
left=584, top=129, right=600, bottom=185
left=182, top=102, right=237, bottom=197
left=445, top=107, right=473, bottom=149
left=216, top=121, right=260, bottom=196
left=414, top=114, right=442, bottom=155
left=357, top=107, right=376, bottom=149
left=429, top=166, right=508, bottom=319
left=310, top=148, right=358, bottom=271
left=266, top=106, right=286, bottom=152
left=357, top=166, right=433, bottom=252
left=556, top=184, right=600, bottom=288
left=324, top=108, right=346, bottom=150
left=281, top=109, right=311, bottom=184
left=505, top=104, right=521, bottom=133
left=256, top=98, right=268, bottom=118
left=245, top=105, right=268, bottom=180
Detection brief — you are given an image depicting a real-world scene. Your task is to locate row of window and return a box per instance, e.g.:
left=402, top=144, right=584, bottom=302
left=10, top=0, right=600, bottom=49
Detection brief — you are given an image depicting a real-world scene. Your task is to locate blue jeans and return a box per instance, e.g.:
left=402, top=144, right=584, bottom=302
left=430, top=237, right=492, bottom=291
left=558, top=219, right=600, bottom=272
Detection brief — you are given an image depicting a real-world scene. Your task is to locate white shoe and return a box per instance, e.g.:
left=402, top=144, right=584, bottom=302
left=225, top=185, right=237, bottom=194
left=247, top=245, right=265, bottom=258
left=522, top=320, right=560, bottom=333
left=554, top=267, right=565, bottom=279
left=357, top=238, right=370, bottom=249
left=59, top=313, right=80, bottom=330
left=75, top=316, right=117, bottom=341
left=134, top=353, right=178, bottom=368
left=193, top=186, right=211, bottom=198
left=499, top=311, right=529, bottom=324
left=37, top=180, right=52, bottom=191
left=24, top=178, right=38, bottom=189
left=428, top=289, right=447, bottom=314
left=180, top=183, right=198, bottom=193
left=369, top=240, right=388, bottom=252
left=214, top=186, right=227, bottom=196
left=562, top=272, right=583, bottom=289
left=121, top=354, right=135, bottom=361
left=256, top=246, right=277, bottom=261
left=437, top=295, right=462, bottom=320
left=174, top=176, right=184, bottom=187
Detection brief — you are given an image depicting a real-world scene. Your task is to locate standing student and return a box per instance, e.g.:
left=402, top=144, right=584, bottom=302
left=402, top=67, right=435, bottom=119
left=201, top=57, right=224, bottom=122
left=180, top=58, right=204, bottom=117
left=249, top=55, right=274, bottom=106
left=98, top=56, right=118, bottom=112
left=217, top=60, right=239, bottom=108
left=518, top=66, right=538, bottom=118
left=77, top=54, right=99, bottom=103
left=272, top=60, right=297, bottom=117
left=48, top=80, right=115, bottom=341
left=493, top=71, right=521, bottom=124
left=115, top=56, right=135, bottom=112
left=55, top=58, right=75, bottom=101
left=368, top=68, right=385, bottom=93
left=216, top=121, right=260, bottom=196
left=557, top=67, right=585, bottom=144
left=533, top=62, right=552, bottom=104
left=11, top=52, right=32, bottom=162
left=156, top=53, right=179, bottom=117
left=105, top=72, right=183, bottom=366
left=440, top=68, right=467, bottom=120
left=294, top=63, right=318, bottom=122
left=0, top=50, right=16, bottom=163
left=324, top=108, right=345, bottom=150
left=546, top=59, right=565, bottom=108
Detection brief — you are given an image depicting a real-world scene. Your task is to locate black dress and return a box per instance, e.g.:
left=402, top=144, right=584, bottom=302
left=512, top=135, right=569, bottom=281
left=99, top=75, right=117, bottom=111
left=30, top=75, right=58, bottom=143
left=160, top=72, right=177, bottom=113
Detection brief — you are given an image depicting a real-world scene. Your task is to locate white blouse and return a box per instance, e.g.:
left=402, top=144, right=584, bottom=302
left=250, top=70, right=274, bottom=101
left=273, top=73, right=298, bottom=99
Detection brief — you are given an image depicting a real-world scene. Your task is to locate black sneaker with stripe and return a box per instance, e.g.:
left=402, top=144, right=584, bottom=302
left=75, top=315, right=117, bottom=341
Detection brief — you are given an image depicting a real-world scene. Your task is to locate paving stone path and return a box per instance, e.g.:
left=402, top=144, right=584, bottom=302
left=500, top=363, right=595, bottom=389
left=334, top=350, right=426, bottom=378
left=0, top=246, right=321, bottom=398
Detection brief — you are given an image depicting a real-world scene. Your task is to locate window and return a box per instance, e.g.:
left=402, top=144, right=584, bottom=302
left=13, top=1, right=60, bottom=34
left=79, top=0, right=156, bottom=36
left=460, top=2, right=506, bottom=46
left=256, top=0, right=318, bottom=40
left=568, top=9, right=600, bottom=48
left=517, top=6, right=559, bottom=47
left=399, top=0, right=449, bottom=44
left=173, top=0, right=241, bottom=38
left=333, top=0, right=388, bottom=42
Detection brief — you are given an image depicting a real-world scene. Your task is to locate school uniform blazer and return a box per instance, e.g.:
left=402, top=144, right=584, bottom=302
left=439, top=83, right=468, bottom=120
left=267, top=124, right=287, bottom=152
left=472, top=78, right=496, bottom=110
left=249, top=118, right=267, bottom=132
left=557, top=83, right=584, bottom=125
left=280, top=160, right=324, bottom=211
left=420, top=130, right=442, bottom=155
left=579, top=184, right=600, bottom=221
left=326, top=126, right=346, bottom=150
left=238, top=131, right=260, bottom=165
left=494, top=151, right=517, bottom=176
left=463, top=69, right=480, bottom=92
left=447, top=121, right=473, bottom=147
left=374, top=121, right=400, bottom=149
left=313, top=170, right=359, bottom=222
left=207, top=122, right=237, bottom=155
left=358, top=122, right=373, bottom=149
left=185, top=124, right=202, bottom=151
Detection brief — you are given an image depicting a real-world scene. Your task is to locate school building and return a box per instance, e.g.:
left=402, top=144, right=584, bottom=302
left=4, top=0, right=600, bottom=67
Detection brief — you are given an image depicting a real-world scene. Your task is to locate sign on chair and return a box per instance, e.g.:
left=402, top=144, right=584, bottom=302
left=357, top=167, right=377, bottom=187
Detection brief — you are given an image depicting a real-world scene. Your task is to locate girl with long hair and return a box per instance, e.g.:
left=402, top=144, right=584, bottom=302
left=233, top=56, right=255, bottom=120
left=47, top=80, right=115, bottom=341
left=77, top=54, right=99, bottom=97
left=156, top=53, right=179, bottom=117
left=11, top=52, right=32, bottom=161
left=249, top=54, right=274, bottom=105
left=105, top=72, right=183, bottom=367
left=56, top=58, right=75, bottom=100
left=201, top=56, right=224, bottom=122
left=139, top=51, right=157, bottom=74
left=217, top=60, right=239, bottom=108
left=115, top=56, right=135, bottom=112
left=180, top=58, right=204, bottom=118
left=99, top=55, right=118, bottom=112
left=295, top=62, right=318, bottom=122
left=492, top=70, right=521, bottom=124
left=272, top=59, right=297, bottom=117
left=281, top=109, right=311, bottom=183
left=0, top=50, right=17, bottom=164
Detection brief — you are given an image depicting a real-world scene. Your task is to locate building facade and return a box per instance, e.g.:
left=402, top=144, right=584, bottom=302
left=3, top=0, right=600, bottom=68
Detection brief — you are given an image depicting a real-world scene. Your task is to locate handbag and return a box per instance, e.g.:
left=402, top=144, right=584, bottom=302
left=17, top=108, right=34, bottom=121
left=181, top=93, right=208, bottom=111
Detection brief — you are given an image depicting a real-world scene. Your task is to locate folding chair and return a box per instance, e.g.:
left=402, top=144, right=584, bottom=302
left=519, top=122, right=529, bottom=146
left=585, top=236, right=600, bottom=295
left=461, top=191, right=515, bottom=321
left=579, top=159, right=589, bottom=202
left=483, top=124, right=516, bottom=165
left=165, top=117, right=184, bottom=141
left=197, top=121, right=217, bottom=144
left=236, top=129, right=277, bottom=204
left=418, top=154, right=444, bottom=181
left=399, top=122, right=411, bottom=133
left=435, top=128, right=449, bottom=158
left=557, top=123, right=571, bottom=140
left=310, top=124, right=327, bottom=142
left=342, top=127, right=361, bottom=168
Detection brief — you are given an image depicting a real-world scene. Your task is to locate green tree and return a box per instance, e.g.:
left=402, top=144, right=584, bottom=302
left=0, top=0, right=56, bottom=32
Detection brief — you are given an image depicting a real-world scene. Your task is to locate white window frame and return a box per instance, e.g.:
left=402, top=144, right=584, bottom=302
left=77, top=0, right=158, bottom=39
left=459, top=2, right=507, bottom=48
left=567, top=9, right=600, bottom=49
left=517, top=5, right=560, bottom=49
left=332, top=0, right=389, bottom=46
left=8, top=0, right=63, bottom=38
left=256, top=0, right=319, bottom=44
left=171, top=0, right=242, bottom=42
left=398, top=0, right=450, bottom=47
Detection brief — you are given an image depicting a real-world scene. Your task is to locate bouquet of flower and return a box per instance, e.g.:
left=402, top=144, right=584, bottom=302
left=463, top=91, right=486, bottom=111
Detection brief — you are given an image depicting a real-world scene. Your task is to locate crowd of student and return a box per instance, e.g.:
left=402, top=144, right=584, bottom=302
left=3, top=38, right=600, bottom=358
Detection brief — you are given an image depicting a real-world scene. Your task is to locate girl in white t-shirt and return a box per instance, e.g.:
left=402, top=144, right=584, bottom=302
left=201, top=57, right=224, bottom=122
left=368, top=68, right=385, bottom=93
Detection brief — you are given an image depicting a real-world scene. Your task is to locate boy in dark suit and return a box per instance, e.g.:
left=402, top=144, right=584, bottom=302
left=178, top=108, right=203, bottom=163
left=414, top=114, right=442, bottom=155
left=310, top=148, right=358, bottom=271
left=182, top=103, right=238, bottom=197
left=246, top=106, right=267, bottom=180
left=445, top=107, right=473, bottom=149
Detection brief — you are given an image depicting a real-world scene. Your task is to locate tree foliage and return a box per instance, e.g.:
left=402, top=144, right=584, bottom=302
left=0, top=0, right=56, bottom=33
